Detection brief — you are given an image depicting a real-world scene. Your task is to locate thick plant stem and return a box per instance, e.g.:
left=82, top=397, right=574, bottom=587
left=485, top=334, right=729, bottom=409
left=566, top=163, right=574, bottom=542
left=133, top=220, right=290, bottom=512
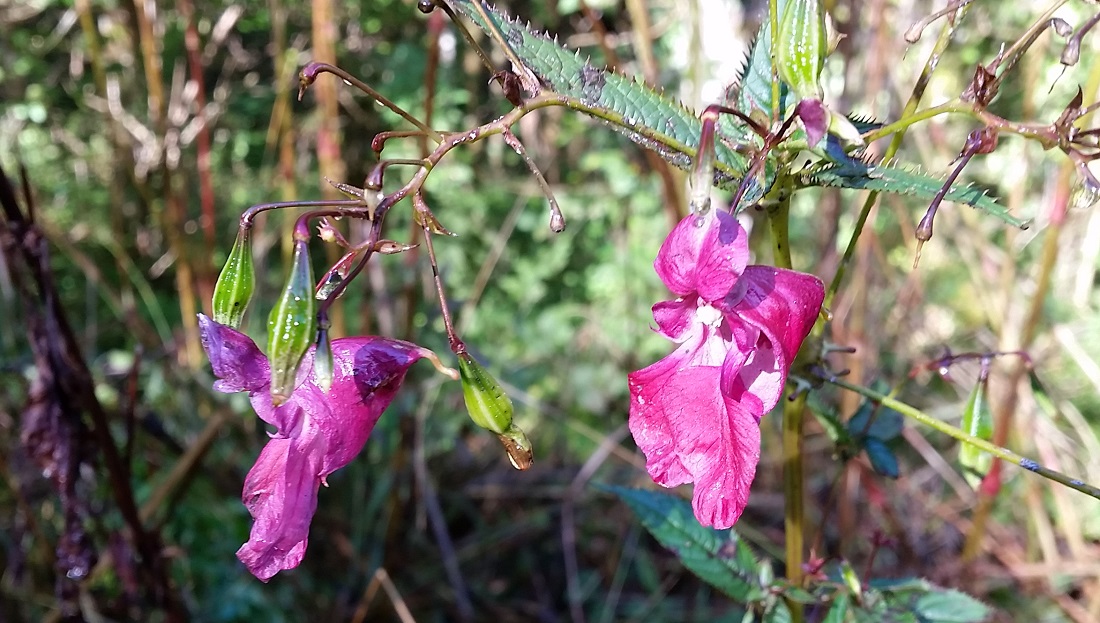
left=771, top=193, right=805, bottom=619
left=782, top=396, right=806, bottom=589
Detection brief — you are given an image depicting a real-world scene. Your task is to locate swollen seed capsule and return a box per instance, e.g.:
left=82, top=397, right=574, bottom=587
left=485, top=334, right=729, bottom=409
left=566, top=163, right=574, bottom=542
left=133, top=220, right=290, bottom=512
left=777, top=0, right=827, bottom=101
left=960, top=373, right=993, bottom=481
left=458, top=352, right=514, bottom=434
left=211, top=227, right=255, bottom=329
left=267, top=240, right=316, bottom=405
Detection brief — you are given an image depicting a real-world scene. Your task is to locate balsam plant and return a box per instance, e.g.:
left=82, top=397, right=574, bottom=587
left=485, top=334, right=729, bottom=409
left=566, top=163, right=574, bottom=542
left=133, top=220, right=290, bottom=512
left=200, top=0, right=1100, bottom=619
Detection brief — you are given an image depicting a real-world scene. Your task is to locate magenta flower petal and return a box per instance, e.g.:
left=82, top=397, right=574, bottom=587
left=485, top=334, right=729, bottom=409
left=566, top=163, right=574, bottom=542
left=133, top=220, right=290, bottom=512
left=628, top=336, right=760, bottom=528
left=733, top=267, right=825, bottom=366
left=723, top=267, right=824, bottom=414
left=652, top=299, right=695, bottom=342
left=628, top=213, right=825, bottom=530
left=235, top=434, right=320, bottom=581
left=654, top=211, right=749, bottom=300
left=198, top=313, right=269, bottom=394
left=795, top=98, right=828, bottom=147
left=198, top=314, right=428, bottom=581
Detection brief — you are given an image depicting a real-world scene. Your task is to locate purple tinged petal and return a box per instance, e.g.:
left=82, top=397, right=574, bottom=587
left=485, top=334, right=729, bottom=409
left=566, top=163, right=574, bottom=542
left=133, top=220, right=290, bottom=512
left=654, top=211, right=749, bottom=300
left=236, top=433, right=320, bottom=582
left=314, top=338, right=425, bottom=474
left=724, top=267, right=824, bottom=414
left=796, top=98, right=828, bottom=148
left=691, top=400, right=761, bottom=529
left=199, top=315, right=428, bottom=581
left=731, top=267, right=824, bottom=370
left=652, top=298, right=696, bottom=342
left=198, top=314, right=269, bottom=394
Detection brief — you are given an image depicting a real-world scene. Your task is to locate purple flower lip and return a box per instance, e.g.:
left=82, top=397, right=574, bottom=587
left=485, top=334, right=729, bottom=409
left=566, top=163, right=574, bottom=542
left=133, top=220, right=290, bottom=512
left=198, top=314, right=453, bottom=581
left=628, top=210, right=824, bottom=529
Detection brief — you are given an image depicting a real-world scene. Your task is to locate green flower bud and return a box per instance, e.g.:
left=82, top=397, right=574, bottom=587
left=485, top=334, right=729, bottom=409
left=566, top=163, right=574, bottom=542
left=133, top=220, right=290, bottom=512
left=211, top=227, right=255, bottom=329
left=267, top=240, right=316, bottom=405
left=458, top=352, right=513, bottom=434
left=777, top=0, right=827, bottom=101
left=313, top=325, right=333, bottom=394
left=498, top=424, right=533, bottom=471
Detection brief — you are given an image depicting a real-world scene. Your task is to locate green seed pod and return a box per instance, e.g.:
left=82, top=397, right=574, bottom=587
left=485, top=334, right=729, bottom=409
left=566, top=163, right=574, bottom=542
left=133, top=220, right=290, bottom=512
left=211, top=227, right=255, bottom=329
left=777, top=0, right=827, bottom=101
left=960, top=372, right=994, bottom=485
left=498, top=423, right=533, bottom=471
left=458, top=352, right=513, bottom=434
left=313, top=325, right=333, bottom=394
left=267, top=240, right=316, bottom=405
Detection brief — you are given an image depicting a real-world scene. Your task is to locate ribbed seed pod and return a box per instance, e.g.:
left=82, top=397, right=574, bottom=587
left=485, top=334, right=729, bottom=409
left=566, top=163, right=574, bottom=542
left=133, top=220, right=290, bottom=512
left=960, top=373, right=994, bottom=483
left=211, top=227, right=255, bottom=329
left=458, top=352, right=514, bottom=434
left=267, top=239, right=316, bottom=405
left=457, top=352, right=534, bottom=470
left=777, top=0, right=827, bottom=101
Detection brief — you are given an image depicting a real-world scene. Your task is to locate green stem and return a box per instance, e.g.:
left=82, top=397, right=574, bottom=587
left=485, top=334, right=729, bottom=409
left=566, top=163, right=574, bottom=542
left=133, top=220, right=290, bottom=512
left=826, top=377, right=1100, bottom=501
left=824, top=3, right=970, bottom=308
left=860, top=100, right=964, bottom=144
left=862, top=98, right=1065, bottom=150
left=771, top=191, right=805, bottom=619
left=769, top=0, right=781, bottom=126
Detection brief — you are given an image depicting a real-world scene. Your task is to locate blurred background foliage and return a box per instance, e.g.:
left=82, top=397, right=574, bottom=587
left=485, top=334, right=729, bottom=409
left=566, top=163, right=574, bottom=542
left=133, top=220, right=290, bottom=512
left=2, top=0, right=1100, bottom=621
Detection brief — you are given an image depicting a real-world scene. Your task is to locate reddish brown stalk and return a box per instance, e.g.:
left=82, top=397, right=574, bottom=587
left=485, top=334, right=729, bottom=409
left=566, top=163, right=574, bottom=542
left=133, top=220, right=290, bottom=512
left=402, top=12, right=444, bottom=340
left=176, top=0, right=216, bottom=248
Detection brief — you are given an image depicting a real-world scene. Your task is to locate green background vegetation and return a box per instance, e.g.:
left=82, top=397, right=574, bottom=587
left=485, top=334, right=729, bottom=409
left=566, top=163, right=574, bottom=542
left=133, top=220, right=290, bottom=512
left=2, top=0, right=1100, bottom=621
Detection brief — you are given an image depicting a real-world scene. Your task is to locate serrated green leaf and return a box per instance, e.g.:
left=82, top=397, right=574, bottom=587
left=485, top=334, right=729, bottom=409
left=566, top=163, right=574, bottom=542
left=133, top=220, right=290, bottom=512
left=730, top=0, right=792, bottom=119
left=779, top=585, right=819, bottom=605
left=604, top=485, right=767, bottom=602
left=801, top=158, right=1027, bottom=228
left=864, top=439, right=900, bottom=479
left=847, top=402, right=904, bottom=441
left=762, top=601, right=792, bottom=623
left=913, top=590, right=991, bottom=623
left=445, top=1, right=753, bottom=176
left=823, top=593, right=851, bottom=623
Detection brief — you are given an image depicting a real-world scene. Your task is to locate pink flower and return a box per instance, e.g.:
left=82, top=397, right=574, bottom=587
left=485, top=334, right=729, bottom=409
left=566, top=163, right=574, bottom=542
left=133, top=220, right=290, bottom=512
left=198, top=314, right=433, bottom=581
left=628, top=210, right=824, bottom=529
